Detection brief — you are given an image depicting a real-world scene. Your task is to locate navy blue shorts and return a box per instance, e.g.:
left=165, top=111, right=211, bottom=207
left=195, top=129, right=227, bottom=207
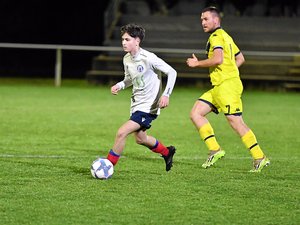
left=130, top=111, right=157, bottom=131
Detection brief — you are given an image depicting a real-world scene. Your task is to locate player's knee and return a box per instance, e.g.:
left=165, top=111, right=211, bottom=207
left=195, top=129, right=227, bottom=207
left=116, top=129, right=128, bottom=140
left=226, top=115, right=245, bottom=132
left=135, top=139, right=144, bottom=145
left=190, top=109, right=197, bottom=121
left=135, top=137, right=145, bottom=145
left=227, top=116, right=237, bottom=127
left=190, top=108, right=204, bottom=122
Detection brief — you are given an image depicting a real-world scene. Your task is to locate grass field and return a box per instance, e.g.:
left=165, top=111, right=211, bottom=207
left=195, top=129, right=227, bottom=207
left=0, top=79, right=299, bottom=225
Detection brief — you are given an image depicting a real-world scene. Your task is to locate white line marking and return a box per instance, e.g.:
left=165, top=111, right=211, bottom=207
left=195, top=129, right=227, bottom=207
left=0, top=154, right=287, bottom=160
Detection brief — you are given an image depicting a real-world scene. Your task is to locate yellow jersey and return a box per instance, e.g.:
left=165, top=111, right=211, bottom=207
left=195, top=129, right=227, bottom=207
left=206, top=27, right=240, bottom=86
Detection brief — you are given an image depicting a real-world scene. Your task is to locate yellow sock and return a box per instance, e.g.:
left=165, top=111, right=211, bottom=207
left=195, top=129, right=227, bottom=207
left=241, top=130, right=264, bottom=160
left=199, top=123, right=220, bottom=151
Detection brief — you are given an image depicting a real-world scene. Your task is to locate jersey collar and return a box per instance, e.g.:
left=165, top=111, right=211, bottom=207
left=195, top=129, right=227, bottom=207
left=131, top=48, right=142, bottom=61
left=209, top=26, right=222, bottom=34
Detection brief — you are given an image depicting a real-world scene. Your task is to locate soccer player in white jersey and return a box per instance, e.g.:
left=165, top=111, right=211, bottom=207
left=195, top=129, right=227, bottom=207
left=106, top=23, right=177, bottom=171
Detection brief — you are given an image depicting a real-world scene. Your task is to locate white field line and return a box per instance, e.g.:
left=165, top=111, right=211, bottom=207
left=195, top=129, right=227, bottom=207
left=0, top=154, right=286, bottom=160
left=0, top=154, right=86, bottom=159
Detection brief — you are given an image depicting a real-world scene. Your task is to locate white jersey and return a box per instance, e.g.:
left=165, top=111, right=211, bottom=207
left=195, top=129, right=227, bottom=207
left=116, top=48, right=177, bottom=115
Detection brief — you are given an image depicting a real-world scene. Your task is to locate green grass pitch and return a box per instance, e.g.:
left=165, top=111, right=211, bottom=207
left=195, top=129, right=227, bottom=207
left=0, top=79, right=299, bottom=225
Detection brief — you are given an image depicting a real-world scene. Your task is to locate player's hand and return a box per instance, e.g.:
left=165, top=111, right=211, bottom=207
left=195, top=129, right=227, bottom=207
left=159, top=96, right=169, bottom=109
left=186, top=54, right=199, bottom=67
left=111, top=85, right=120, bottom=95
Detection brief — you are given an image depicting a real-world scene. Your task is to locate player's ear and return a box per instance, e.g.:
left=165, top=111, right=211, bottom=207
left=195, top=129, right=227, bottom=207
left=214, top=16, right=220, bottom=25
left=135, top=37, right=141, bottom=45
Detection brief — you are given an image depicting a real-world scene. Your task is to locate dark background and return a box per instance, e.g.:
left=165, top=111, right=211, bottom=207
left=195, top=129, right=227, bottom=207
left=0, top=0, right=110, bottom=78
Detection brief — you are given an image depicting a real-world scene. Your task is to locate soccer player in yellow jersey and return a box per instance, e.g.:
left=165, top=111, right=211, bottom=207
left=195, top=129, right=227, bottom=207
left=186, top=6, right=270, bottom=172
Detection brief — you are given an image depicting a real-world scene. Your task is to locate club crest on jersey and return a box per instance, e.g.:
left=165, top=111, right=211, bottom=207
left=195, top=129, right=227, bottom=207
left=137, top=65, right=144, bottom=73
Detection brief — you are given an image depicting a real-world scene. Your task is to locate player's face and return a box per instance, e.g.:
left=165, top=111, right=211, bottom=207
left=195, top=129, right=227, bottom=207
left=121, top=33, right=140, bottom=55
left=201, top=11, right=219, bottom=33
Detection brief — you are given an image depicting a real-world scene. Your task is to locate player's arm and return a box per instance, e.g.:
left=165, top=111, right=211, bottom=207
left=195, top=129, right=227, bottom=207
left=111, top=63, right=132, bottom=95
left=235, top=52, right=245, bottom=68
left=162, top=67, right=177, bottom=97
left=159, top=66, right=177, bottom=108
left=151, top=54, right=177, bottom=108
left=111, top=75, right=132, bottom=95
left=186, top=49, right=223, bottom=68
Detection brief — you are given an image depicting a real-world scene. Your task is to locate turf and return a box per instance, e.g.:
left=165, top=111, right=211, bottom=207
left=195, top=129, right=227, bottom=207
left=0, top=79, right=299, bottom=225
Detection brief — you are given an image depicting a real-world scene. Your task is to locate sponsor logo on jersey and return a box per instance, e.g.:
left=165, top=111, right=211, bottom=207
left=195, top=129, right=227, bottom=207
left=137, top=65, right=144, bottom=73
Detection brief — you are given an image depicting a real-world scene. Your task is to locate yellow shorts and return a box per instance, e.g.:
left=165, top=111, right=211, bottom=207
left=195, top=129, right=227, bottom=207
left=199, top=78, right=243, bottom=115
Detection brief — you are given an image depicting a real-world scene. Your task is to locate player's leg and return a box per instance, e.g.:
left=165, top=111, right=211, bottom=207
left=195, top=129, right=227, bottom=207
left=225, top=114, right=249, bottom=137
left=107, top=120, right=141, bottom=165
left=220, top=78, right=269, bottom=172
left=190, top=99, right=211, bottom=128
left=191, top=100, right=221, bottom=152
left=134, top=122, right=176, bottom=171
left=226, top=115, right=270, bottom=172
left=130, top=110, right=168, bottom=155
left=134, top=130, right=169, bottom=155
left=190, top=97, right=225, bottom=168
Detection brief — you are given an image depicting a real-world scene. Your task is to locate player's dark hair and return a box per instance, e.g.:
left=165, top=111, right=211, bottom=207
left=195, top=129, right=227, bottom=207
left=202, top=6, right=221, bottom=19
left=120, top=24, right=145, bottom=42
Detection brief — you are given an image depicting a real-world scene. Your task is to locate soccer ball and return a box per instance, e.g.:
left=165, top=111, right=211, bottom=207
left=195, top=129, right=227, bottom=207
left=90, top=158, right=114, bottom=179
